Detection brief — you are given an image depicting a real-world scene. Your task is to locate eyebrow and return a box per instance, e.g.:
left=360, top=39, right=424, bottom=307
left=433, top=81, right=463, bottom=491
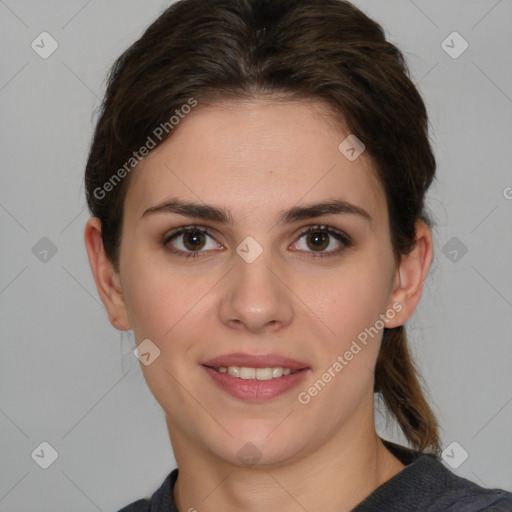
left=141, top=198, right=372, bottom=225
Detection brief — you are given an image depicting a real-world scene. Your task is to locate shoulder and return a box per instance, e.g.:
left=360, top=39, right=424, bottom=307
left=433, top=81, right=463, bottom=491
left=117, top=498, right=150, bottom=512
left=426, top=461, right=512, bottom=511
left=353, top=440, right=512, bottom=511
left=115, top=469, right=179, bottom=512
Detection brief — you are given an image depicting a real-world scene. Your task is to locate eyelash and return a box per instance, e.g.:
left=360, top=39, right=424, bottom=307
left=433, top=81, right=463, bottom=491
left=162, top=224, right=352, bottom=259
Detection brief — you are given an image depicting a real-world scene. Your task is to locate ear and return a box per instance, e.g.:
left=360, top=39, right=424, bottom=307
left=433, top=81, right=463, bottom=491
left=385, top=220, right=433, bottom=328
left=84, top=217, right=132, bottom=331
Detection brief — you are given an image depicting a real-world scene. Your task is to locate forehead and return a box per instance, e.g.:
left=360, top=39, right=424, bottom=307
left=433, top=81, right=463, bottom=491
left=124, top=98, right=386, bottom=224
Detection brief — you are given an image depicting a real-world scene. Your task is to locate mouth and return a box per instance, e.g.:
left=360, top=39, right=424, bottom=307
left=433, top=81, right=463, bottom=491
left=203, top=365, right=303, bottom=380
left=201, top=352, right=310, bottom=371
left=201, top=353, right=311, bottom=401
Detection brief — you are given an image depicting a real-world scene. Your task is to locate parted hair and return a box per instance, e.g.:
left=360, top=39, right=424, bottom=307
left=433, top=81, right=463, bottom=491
left=84, top=0, right=441, bottom=456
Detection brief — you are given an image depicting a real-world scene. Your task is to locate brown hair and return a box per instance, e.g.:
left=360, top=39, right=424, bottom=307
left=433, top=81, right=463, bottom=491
left=84, top=0, right=441, bottom=456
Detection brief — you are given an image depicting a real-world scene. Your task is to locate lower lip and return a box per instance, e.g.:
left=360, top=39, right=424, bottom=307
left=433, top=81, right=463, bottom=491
left=202, top=366, right=310, bottom=401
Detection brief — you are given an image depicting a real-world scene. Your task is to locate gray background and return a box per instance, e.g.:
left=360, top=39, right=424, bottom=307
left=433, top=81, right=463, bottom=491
left=1, top=0, right=511, bottom=510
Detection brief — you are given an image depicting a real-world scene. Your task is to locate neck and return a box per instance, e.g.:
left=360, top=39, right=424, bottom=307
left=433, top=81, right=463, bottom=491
left=168, top=412, right=405, bottom=512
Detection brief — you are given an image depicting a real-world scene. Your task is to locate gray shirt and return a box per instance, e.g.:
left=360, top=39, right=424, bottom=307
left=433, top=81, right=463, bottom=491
left=118, top=439, right=512, bottom=511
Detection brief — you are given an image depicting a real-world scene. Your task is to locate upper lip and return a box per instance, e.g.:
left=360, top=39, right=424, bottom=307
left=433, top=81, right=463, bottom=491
left=202, top=352, right=310, bottom=371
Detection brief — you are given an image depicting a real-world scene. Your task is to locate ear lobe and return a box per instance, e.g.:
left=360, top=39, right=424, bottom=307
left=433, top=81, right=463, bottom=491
left=84, top=217, right=132, bottom=331
left=385, top=220, right=433, bottom=328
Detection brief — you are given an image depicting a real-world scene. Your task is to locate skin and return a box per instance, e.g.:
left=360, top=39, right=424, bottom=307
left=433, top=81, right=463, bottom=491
left=85, top=97, right=433, bottom=512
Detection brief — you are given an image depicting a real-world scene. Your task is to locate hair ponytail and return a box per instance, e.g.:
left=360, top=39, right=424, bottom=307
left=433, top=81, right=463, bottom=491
left=375, top=326, right=441, bottom=456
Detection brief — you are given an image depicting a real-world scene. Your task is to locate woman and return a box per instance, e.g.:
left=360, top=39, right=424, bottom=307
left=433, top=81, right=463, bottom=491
left=83, top=0, right=512, bottom=510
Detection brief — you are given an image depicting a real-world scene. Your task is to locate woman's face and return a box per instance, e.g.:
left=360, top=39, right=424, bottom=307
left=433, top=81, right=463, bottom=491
left=114, top=98, right=404, bottom=468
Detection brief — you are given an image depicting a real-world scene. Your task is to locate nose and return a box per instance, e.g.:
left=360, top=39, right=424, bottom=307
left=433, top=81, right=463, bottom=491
left=218, top=247, right=294, bottom=334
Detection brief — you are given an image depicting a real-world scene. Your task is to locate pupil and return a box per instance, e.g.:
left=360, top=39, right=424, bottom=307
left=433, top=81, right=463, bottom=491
left=184, top=231, right=205, bottom=251
left=308, top=231, right=328, bottom=251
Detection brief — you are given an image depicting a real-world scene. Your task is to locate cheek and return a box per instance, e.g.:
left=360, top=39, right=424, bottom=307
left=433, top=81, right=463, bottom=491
left=120, top=249, right=208, bottom=341
left=297, top=272, right=389, bottom=417
left=296, top=254, right=394, bottom=404
left=304, top=258, right=392, bottom=338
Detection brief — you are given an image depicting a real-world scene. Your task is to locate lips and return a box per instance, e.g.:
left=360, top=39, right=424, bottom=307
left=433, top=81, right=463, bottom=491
left=201, top=352, right=310, bottom=371
left=202, top=366, right=310, bottom=401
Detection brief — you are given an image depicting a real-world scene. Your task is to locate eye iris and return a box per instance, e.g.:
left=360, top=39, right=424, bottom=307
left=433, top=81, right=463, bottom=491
left=183, top=231, right=206, bottom=251
left=307, top=230, right=329, bottom=251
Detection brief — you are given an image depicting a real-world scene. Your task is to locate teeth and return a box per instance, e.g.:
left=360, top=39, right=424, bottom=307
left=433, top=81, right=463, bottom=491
left=219, top=366, right=296, bottom=380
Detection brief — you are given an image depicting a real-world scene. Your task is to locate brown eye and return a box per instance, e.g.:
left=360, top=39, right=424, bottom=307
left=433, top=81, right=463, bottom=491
left=163, top=226, right=222, bottom=257
left=305, top=230, right=330, bottom=251
left=291, top=225, right=351, bottom=257
left=182, top=230, right=207, bottom=251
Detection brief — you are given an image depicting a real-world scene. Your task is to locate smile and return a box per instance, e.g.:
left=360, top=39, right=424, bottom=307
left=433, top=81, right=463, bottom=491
left=207, top=365, right=296, bottom=380
left=202, top=365, right=310, bottom=401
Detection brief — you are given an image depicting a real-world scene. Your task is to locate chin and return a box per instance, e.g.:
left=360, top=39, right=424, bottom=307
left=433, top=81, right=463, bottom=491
left=204, top=428, right=312, bottom=470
